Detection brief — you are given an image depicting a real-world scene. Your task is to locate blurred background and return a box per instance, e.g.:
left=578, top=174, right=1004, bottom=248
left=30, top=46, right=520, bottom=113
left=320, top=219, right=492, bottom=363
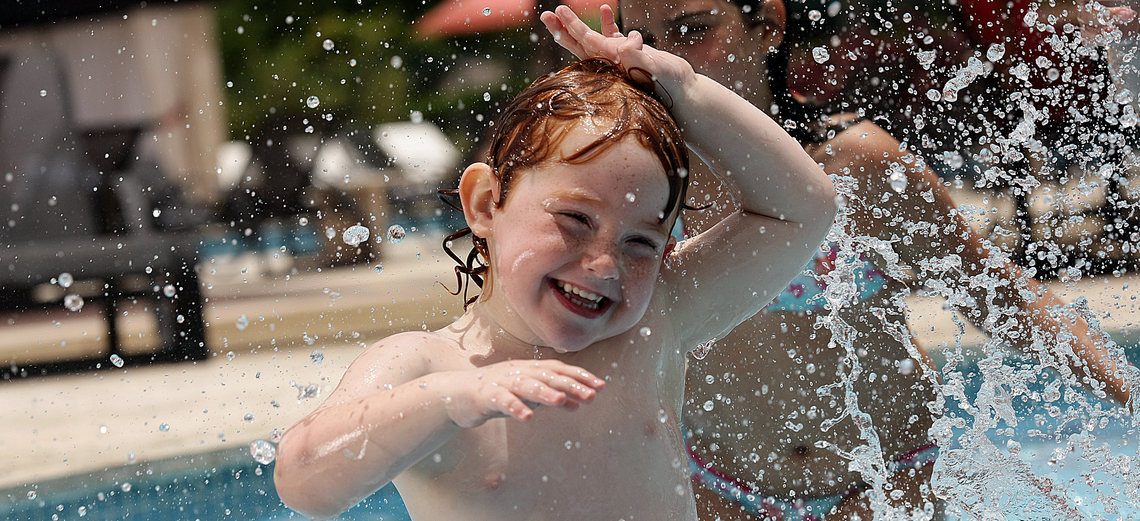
left=0, top=0, right=1137, bottom=519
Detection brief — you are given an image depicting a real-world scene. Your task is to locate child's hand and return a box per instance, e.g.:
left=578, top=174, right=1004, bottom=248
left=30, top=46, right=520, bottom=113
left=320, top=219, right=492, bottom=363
left=441, top=360, right=605, bottom=428
left=540, top=5, right=697, bottom=104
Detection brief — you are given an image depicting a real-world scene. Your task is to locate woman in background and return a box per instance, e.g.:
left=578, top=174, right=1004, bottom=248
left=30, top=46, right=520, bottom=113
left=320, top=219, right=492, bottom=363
left=619, top=0, right=1135, bottom=518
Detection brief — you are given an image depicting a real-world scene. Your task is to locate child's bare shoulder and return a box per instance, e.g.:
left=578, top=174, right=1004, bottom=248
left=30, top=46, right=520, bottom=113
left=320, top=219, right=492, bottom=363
left=324, top=330, right=460, bottom=403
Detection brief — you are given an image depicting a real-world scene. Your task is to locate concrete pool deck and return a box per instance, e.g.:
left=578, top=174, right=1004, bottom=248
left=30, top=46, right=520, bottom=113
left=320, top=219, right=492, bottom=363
left=1, top=233, right=1138, bottom=491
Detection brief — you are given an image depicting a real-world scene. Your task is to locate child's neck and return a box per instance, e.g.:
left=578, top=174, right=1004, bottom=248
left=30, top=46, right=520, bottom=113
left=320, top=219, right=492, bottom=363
left=444, top=304, right=556, bottom=361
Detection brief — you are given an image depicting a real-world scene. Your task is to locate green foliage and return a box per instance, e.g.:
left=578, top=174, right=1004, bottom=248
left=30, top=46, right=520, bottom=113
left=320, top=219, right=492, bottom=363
left=215, top=0, right=539, bottom=156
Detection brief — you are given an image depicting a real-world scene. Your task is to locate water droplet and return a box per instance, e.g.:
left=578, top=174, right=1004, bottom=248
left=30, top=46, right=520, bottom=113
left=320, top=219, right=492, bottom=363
left=433, top=453, right=443, bottom=463
left=298, top=216, right=309, bottom=226
left=250, top=440, right=277, bottom=464
left=158, top=423, right=169, bottom=432
left=127, top=451, right=135, bottom=462
left=639, top=326, right=651, bottom=338
left=306, top=96, right=320, bottom=109
left=110, top=354, right=124, bottom=368
left=565, top=440, right=573, bottom=449
left=244, top=413, right=255, bottom=422
left=625, top=192, right=636, bottom=203
left=675, top=484, right=685, bottom=495
left=310, top=350, right=324, bottom=365
left=373, top=263, right=384, bottom=274
left=39, top=90, right=47, bottom=97
left=1116, top=88, right=1134, bottom=105
left=410, top=111, right=423, bottom=124
left=325, top=227, right=336, bottom=240
left=271, top=428, right=284, bottom=443
left=703, top=400, right=715, bottom=411
left=387, top=224, right=406, bottom=243
left=226, top=80, right=234, bottom=88
left=986, top=43, right=1006, bottom=62
left=926, top=89, right=941, bottom=102
left=483, top=91, right=491, bottom=102
left=808, top=9, right=822, bottom=21
left=236, top=315, right=249, bottom=330
left=303, top=333, right=316, bottom=345
left=812, top=46, right=830, bottom=64
left=322, top=39, right=334, bottom=51
left=121, top=482, right=132, bottom=493
left=294, top=381, right=320, bottom=401
left=657, top=409, right=669, bottom=423
left=705, top=374, right=715, bottom=384
left=27, top=491, right=36, bottom=500
left=482, top=6, right=492, bottom=16
left=390, top=55, right=403, bottom=68
left=57, top=272, right=73, bottom=288
left=342, top=224, right=370, bottom=246
left=163, top=284, right=176, bottom=297
left=692, top=340, right=714, bottom=360
left=254, top=467, right=263, bottom=476
left=889, top=171, right=907, bottom=193
left=349, top=58, right=357, bottom=67
left=226, top=351, right=236, bottom=360
left=64, top=294, right=84, bottom=312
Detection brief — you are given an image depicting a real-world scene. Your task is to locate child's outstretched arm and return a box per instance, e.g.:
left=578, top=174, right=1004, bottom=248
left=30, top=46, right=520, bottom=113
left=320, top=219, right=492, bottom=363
left=274, top=332, right=604, bottom=520
left=542, top=6, right=837, bottom=346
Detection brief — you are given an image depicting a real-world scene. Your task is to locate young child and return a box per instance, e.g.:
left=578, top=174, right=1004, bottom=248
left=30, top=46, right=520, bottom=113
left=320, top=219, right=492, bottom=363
left=273, top=6, right=836, bottom=520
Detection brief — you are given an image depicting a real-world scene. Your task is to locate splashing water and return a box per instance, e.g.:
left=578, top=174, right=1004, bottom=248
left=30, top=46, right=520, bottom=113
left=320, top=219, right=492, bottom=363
left=306, top=96, right=320, bottom=109
left=236, top=315, right=249, bottom=330
left=109, top=354, right=124, bottom=368
left=342, top=225, right=369, bottom=246
left=387, top=224, right=406, bottom=244
left=250, top=440, right=277, bottom=465
left=57, top=272, right=73, bottom=288
left=293, top=381, right=320, bottom=401
left=63, top=294, right=83, bottom=312
left=310, top=349, right=324, bottom=365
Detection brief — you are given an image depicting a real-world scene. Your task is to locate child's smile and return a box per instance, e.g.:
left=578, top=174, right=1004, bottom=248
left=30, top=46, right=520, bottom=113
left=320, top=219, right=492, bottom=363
left=476, top=127, right=673, bottom=353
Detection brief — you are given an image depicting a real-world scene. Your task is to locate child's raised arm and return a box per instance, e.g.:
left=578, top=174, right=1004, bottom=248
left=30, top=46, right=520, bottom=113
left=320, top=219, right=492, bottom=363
left=542, top=6, right=837, bottom=346
left=274, top=332, right=604, bottom=519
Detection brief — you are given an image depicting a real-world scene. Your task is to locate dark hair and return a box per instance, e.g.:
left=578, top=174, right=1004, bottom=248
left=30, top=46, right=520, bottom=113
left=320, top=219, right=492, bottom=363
left=617, top=0, right=834, bottom=143
left=441, top=58, right=690, bottom=308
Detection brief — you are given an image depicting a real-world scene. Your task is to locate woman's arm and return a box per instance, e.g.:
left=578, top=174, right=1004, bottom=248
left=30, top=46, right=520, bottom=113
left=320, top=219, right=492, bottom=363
left=542, top=6, right=837, bottom=346
left=835, top=121, right=1135, bottom=407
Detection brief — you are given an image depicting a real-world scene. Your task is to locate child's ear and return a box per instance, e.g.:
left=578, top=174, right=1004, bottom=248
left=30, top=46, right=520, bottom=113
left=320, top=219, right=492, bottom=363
left=458, top=162, right=498, bottom=239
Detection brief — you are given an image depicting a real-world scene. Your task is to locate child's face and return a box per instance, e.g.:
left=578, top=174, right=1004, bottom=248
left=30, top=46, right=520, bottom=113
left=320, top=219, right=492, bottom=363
left=484, top=125, right=674, bottom=353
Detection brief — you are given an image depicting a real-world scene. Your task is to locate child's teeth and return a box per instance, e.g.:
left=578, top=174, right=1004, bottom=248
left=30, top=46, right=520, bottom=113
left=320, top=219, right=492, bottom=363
left=559, top=281, right=602, bottom=303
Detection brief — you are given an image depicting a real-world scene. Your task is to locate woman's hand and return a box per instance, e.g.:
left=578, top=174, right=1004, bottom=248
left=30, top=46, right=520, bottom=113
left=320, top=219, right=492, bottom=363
left=540, top=5, right=697, bottom=103
left=1080, top=0, right=1138, bottom=44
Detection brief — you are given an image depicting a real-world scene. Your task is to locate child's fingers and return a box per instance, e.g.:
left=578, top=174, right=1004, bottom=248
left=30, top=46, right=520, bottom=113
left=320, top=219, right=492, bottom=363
left=541, top=10, right=587, bottom=59
left=552, top=5, right=607, bottom=59
left=600, top=4, right=621, bottom=37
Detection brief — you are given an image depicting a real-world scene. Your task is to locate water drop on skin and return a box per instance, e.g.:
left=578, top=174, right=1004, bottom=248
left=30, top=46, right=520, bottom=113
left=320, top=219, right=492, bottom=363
left=374, top=263, right=383, bottom=274
left=244, top=413, right=255, bottom=422
left=482, top=7, right=492, bottom=16
left=39, top=90, right=47, bottom=97
left=639, top=326, right=651, bottom=338
left=889, top=171, right=907, bottom=193
left=306, top=96, right=320, bottom=109
left=159, top=423, right=169, bottom=432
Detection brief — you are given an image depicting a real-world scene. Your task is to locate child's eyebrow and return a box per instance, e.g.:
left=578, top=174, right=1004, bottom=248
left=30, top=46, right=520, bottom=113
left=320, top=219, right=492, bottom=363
left=546, top=189, right=602, bottom=206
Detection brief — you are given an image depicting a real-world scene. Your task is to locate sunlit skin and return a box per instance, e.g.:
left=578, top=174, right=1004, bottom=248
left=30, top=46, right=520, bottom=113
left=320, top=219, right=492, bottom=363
left=622, top=0, right=1136, bottom=519
left=272, top=6, right=837, bottom=520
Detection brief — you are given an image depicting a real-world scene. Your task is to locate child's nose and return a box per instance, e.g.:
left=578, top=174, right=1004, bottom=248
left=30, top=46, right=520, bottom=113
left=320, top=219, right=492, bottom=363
left=582, top=243, right=620, bottom=280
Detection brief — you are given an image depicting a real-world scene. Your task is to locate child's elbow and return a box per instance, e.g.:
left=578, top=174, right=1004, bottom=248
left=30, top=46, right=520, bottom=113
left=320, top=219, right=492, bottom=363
left=273, top=432, right=350, bottom=520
